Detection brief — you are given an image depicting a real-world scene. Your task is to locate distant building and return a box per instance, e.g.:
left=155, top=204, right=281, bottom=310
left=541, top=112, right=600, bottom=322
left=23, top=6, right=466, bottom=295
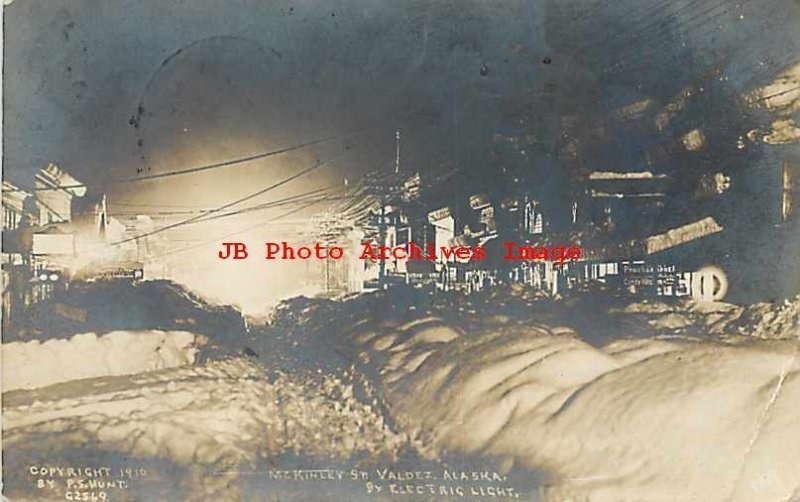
left=1, top=181, right=34, bottom=331
left=34, top=163, right=87, bottom=225
left=1, top=164, right=143, bottom=333
left=2, top=181, right=30, bottom=231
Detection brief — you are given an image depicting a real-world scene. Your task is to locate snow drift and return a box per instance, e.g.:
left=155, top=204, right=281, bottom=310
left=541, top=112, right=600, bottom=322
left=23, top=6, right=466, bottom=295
left=339, top=314, right=800, bottom=501
left=2, top=358, right=408, bottom=500
left=2, top=330, right=199, bottom=391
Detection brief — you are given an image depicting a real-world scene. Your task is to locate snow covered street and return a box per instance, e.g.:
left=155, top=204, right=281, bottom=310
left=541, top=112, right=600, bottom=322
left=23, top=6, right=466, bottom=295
left=3, top=357, right=409, bottom=500
left=2, top=284, right=799, bottom=501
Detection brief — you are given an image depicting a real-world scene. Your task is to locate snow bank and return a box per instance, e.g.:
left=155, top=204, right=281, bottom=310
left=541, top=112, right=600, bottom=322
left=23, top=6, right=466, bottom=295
left=2, top=330, right=198, bottom=391
left=3, top=359, right=408, bottom=500
left=616, top=296, right=800, bottom=340
left=343, top=316, right=800, bottom=501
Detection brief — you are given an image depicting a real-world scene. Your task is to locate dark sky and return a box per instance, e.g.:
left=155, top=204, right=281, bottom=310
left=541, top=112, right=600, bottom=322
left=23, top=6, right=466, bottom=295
left=3, top=0, right=799, bottom=310
left=5, top=0, right=798, bottom=204
left=4, top=0, right=548, bottom=203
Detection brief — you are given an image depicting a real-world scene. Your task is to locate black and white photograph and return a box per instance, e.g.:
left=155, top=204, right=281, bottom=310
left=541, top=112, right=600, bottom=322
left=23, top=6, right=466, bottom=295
left=1, top=0, right=799, bottom=500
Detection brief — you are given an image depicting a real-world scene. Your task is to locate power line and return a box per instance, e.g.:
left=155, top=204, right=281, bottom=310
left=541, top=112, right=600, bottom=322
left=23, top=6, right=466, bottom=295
left=104, top=152, right=347, bottom=248
left=141, top=160, right=394, bottom=260
left=146, top=196, right=338, bottom=261
left=143, top=188, right=347, bottom=224
left=196, top=192, right=355, bottom=224
left=4, top=128, right=368, bottom=193
left=108, top=186, right=335, bottom=217
left=111, top=201, right=219, bottom=209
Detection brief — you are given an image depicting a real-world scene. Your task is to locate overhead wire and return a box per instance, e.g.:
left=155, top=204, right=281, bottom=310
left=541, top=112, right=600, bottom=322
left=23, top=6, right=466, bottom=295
left=146, top=195, right=341, bottom=261
left=107, top=186, right=335, bottom=217
left=3, top=127, right=371, bottom=193
left=104, top=151, right=349, bottom=248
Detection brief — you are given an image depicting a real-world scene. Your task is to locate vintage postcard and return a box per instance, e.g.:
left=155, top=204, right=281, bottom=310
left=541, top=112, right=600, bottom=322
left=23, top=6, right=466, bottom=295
left=2, top=0, right=799, bottom=500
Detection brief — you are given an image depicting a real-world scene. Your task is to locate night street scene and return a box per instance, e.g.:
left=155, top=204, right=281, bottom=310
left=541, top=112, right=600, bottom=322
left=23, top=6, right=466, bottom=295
left=1, top=0, right=799, bottom=500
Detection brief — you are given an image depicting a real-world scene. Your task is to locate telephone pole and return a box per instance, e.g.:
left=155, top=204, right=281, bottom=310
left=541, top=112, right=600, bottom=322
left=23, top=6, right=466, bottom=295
left=364, top=131, right=403, bottom=289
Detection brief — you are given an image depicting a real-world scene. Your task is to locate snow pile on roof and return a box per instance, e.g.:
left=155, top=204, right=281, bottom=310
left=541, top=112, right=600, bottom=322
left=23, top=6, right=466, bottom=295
left=2, top=330, right=198, bottom=391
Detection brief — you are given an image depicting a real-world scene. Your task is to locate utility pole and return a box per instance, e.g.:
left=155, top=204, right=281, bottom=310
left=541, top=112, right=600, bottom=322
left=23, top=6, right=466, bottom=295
left=378, top=197, right=387, bottom=289
left=379, top=131, right=400, bottom=288
left=325, top=255, right=330, bottom=292
left=361, top=131, right=404, bottom=290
